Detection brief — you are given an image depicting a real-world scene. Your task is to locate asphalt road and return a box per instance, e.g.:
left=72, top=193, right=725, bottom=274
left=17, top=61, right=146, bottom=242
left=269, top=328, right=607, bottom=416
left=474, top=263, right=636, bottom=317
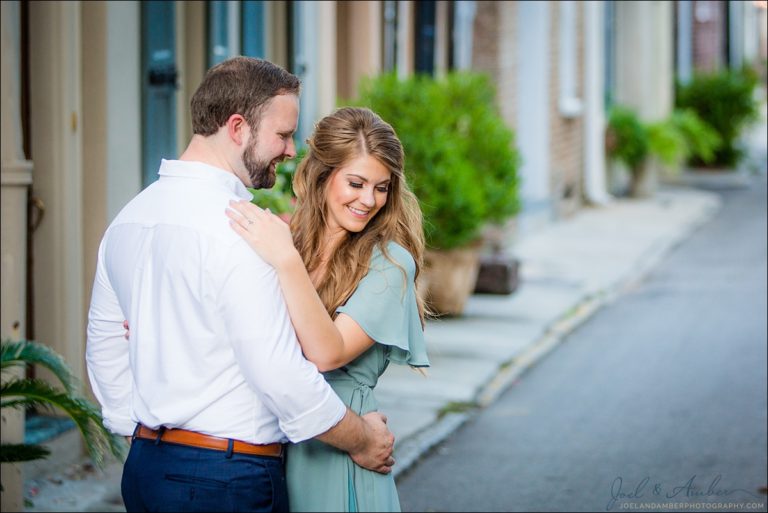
left=396, top=178, right=768, bottom=512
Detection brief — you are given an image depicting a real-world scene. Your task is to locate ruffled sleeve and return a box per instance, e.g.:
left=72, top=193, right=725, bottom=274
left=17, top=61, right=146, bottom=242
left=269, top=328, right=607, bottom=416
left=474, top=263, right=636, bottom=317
left=336, top=241, right=429, bottom=367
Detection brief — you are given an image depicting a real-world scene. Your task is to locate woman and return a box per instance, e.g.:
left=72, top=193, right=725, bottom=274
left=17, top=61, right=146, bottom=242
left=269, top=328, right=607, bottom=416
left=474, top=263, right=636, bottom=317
left=226, top=106, right=429, bottom=512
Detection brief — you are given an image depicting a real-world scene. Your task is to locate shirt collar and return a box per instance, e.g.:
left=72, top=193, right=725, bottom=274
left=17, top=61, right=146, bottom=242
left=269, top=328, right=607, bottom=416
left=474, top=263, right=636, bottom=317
left=158, top=159, right=253, bottom=200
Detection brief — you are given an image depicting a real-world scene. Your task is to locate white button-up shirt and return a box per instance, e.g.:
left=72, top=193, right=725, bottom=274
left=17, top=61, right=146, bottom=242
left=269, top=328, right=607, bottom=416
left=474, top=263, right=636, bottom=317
left=86, top=159, right=346, bottom=443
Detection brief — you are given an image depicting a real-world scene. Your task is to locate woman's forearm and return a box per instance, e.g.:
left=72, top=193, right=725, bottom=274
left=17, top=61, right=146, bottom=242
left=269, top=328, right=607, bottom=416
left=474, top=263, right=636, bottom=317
left=275, top=253, right=346, bottom=371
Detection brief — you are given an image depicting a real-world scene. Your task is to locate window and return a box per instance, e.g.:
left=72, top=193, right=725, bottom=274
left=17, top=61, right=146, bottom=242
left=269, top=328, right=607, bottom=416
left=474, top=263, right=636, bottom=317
left=208, top=1, right=240, bottom=66
left=242, top=1, right=266, bottom=58
left=414, top=0, right=436, bottom=75
left=383, top=0, right=398, bottom=72
left=207, top=0, right=266, bottom=68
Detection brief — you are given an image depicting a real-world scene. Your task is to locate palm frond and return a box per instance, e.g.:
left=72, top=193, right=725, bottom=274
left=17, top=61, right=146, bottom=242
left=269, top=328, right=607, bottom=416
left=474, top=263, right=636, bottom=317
left=1, top=378, right=125, bottom=467
left=1, top=339, right=77, bottom=393
left=0, top=443, right=50, bottom=463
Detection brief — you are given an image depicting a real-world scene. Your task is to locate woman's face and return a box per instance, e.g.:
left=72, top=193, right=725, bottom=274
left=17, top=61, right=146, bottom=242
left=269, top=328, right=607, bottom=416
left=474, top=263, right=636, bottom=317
left=324, top=154, right=392, bottom=235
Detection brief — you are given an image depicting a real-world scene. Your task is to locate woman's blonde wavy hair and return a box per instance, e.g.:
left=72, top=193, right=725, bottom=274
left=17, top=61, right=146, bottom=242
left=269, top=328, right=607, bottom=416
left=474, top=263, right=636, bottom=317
left=290, top=106, right=427, bottom=326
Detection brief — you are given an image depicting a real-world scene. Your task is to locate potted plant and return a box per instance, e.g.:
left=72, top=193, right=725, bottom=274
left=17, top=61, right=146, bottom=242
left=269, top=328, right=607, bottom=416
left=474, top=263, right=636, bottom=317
left=606, top=105, right=720, bottom=196
left=675, top=65, right=760, bottom=169
left=352, top=71, right=521, bottom=315
left=605, top=105, right=651, bottom=197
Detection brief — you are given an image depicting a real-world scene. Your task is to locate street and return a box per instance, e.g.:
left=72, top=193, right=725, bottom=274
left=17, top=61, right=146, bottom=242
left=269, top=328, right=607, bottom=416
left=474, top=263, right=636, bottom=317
left=396, top=178, right=768, bottom=512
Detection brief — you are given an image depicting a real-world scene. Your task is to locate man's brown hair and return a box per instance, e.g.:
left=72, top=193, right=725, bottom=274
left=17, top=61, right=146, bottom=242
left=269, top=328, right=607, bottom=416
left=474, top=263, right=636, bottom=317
left=190, top=56, right=300, bottom=136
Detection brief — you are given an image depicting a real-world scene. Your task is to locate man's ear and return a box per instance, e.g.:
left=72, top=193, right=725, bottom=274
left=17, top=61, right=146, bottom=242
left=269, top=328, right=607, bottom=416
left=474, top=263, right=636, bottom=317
left=226, top=114, right=248, bottom=146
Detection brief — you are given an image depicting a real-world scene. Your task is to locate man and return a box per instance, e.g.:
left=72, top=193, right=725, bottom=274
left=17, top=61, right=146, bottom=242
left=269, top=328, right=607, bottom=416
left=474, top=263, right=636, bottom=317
left=86, top=57, right=394, bottom=512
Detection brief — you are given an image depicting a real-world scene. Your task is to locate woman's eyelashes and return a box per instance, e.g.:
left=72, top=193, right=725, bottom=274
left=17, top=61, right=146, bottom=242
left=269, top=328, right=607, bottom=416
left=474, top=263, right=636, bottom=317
left=348, top=181, right=390, bottom=193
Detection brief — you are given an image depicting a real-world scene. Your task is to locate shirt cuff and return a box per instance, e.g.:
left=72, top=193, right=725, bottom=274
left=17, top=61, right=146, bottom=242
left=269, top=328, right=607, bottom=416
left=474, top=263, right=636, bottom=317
left=278, top=389, right=347, bottom=443
left=104, top=416, right=138, bottom=437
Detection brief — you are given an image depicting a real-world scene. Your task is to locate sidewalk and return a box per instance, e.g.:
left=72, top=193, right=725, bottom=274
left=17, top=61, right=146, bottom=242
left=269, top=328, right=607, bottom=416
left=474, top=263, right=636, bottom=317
left=22, top=180, right=730, bottom=511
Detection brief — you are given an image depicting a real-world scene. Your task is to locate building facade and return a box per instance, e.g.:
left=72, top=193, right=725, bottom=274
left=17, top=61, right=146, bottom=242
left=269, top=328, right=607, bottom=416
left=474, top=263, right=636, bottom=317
left=2, top=1, right=764, bottom=508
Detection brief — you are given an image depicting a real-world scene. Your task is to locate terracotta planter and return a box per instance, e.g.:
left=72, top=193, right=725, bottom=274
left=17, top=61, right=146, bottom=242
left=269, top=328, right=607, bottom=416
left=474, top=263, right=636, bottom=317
left=418, top=245, right=482, bottom=316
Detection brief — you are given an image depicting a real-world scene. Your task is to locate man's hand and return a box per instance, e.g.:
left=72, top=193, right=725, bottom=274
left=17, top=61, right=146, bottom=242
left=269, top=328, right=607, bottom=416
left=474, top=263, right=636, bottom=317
left=315, top=408, right=396, bottom=474
left=348, top=412, right=396, bottom=474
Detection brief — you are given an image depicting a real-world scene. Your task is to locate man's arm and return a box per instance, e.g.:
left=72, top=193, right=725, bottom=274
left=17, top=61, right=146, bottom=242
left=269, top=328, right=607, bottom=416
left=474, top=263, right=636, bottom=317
left=220, top=245, right=394, bottom=473
left=85, top=238, right=135, bottom=436
left=316, top=409, right=395, bottom=474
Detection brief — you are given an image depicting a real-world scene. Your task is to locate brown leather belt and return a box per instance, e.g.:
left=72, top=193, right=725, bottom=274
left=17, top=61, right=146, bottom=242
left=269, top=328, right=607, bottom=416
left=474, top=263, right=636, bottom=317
left=134, top=425, right=283, bottom=457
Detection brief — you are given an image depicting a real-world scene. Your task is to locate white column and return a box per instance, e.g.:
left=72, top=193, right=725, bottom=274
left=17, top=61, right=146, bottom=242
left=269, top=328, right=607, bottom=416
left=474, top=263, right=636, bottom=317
left=515, top=1, right=551, bottom=234
left=677, top=0, right=693, bottom=84
left=29, top=1, right=86, bottom=382
left=583, top=0, right=611, bottom=205
left=1, top=1, right=29, bottom=172
left=615, top=1, right=673, bottom=121
left=453, top=1, right=476, bottom=71
left=316, top=1, right=337, bottom=119
left=396, top=1, right=413, bottom=79
left=106, top=2, right=141, bottom=220
left=614, top=1, right=674, bottom=196
left=558, top=0, right=583, bottom=118
left=1, top=2, right=33, bottom=508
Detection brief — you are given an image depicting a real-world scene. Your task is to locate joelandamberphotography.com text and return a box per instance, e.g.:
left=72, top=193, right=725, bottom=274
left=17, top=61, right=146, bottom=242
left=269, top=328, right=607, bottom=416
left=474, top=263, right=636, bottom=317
left=606, top=475, right=765, bottom=511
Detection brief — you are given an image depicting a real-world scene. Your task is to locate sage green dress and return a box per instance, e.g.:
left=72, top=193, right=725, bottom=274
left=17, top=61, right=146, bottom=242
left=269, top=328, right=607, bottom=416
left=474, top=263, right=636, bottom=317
left=286, top=241, right=429, bottom=512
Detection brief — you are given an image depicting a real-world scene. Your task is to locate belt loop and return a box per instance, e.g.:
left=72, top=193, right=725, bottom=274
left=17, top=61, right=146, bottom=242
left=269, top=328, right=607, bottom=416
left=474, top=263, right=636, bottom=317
left=131, top=424, right=139, bottom=443
left=155, top=426, right=166, bottom=445
left=225, top=439, right=234, bottom=459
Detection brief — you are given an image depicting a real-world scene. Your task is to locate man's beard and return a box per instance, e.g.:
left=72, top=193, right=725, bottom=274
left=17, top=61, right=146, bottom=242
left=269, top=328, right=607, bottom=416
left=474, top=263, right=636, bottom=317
left=243, top=135, right=276, bottom=189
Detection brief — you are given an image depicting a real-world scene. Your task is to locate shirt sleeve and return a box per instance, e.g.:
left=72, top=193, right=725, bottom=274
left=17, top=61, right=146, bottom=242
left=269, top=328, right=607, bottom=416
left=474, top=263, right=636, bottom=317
left=217, top=242, right=346, bottom=443
left=85, top=237, right=136, bottom=436
left=336, top=243, right=429, bottom=367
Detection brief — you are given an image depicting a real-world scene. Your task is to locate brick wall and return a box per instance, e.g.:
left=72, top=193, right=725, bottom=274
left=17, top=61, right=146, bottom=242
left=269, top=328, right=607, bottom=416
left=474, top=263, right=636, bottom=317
left=548, top=0, right=585, bottom=219
left=472, top=1, right=500, bottom=85
left=471, top=1, right=517, bottom=131
left=471, top=1, right=521, bottom=249
left=692, top=0, right=727, bottom=72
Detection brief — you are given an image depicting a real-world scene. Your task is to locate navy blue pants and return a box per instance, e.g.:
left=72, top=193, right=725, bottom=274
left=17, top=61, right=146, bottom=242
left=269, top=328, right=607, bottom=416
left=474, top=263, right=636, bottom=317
left=121, top=437, right=289, bottom=512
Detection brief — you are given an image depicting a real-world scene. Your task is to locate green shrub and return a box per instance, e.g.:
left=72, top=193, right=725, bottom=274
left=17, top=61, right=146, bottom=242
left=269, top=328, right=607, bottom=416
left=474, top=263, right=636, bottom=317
left=248, top=177, right=293, bottom=214
left=607, top=104, right=721, bottom=175
left=276, top=147, right=306, bottom=197
left=440, top=73, right=521, bottom=224
left=675, top=66, right=760, bottom=167
left=668, top=108, right=722, bottom=166
left=247, top=148, right=306, bottom=215
left=351, top=72, right=521, bottom=250
left=606, top=105, right=649, bottom=174
left=647, top=117, right=687, bottom=167
left=1, top=339, right=125, bottom=480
